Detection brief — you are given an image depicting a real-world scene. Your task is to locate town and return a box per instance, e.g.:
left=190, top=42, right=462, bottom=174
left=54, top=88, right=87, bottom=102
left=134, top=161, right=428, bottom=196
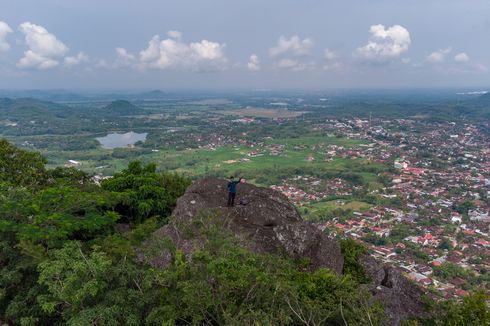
left=268, top=117, right=490, bottom=300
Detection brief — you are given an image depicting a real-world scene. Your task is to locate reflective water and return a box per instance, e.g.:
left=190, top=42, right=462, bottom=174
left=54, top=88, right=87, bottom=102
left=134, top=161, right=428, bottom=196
left=96, top=132, right=147, bottom=149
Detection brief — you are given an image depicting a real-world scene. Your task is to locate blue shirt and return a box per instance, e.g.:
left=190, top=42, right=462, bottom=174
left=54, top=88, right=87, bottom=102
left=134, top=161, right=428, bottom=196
left=227, top=178, right=241, bottom=193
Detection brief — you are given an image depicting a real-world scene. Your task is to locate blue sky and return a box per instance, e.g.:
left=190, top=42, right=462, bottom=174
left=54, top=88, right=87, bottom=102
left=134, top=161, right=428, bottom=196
left=0, top=0, right=489, bottom=89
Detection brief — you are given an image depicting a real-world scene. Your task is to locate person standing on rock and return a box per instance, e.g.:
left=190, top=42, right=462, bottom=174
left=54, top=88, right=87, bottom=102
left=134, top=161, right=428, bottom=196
left=227, top=176, right=242, bottom=207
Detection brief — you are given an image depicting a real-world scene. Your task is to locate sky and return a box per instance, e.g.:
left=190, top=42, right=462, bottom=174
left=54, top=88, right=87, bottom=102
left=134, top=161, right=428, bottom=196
left=0, top=0, right=489, bottom=90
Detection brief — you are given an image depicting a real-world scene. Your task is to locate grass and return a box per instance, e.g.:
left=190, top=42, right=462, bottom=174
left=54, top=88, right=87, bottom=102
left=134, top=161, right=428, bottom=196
left=35, top=134, right=385, bottom=193
left=265, top=136, right=366, bottom=147
left=302, top=199, right=372, bottom=222
left=218, top=108, right=306, bottom=118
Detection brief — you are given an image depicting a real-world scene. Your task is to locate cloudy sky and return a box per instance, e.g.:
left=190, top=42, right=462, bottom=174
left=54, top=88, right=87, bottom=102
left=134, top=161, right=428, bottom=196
left=0, top=0, right=489, bottom=90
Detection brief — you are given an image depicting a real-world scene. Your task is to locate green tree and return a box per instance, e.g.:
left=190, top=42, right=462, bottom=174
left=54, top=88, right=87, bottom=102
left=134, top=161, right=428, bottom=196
left=437, top=239, right=453, bottom=251
left=433, top=262, right=472, bottom=281
left=101, top=161, right=191, bottom=224
left=38, top=241, right=156, bottom=325
left=418, top=290, right=490, bottom=325
left=340, top=238, right=370, bottom=283
left=0, top=139, right=47, bottom=187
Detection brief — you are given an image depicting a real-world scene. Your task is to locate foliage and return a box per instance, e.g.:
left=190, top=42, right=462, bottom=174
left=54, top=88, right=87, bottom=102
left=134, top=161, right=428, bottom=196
left=454, top=200, right=475, bottom=216
left=416, top=290, right=490, bottom=326
left=340, top=238, right=370, bottom=284
left=0, top=143, right=191, bottom=324
left=362, top=234, right=388, bottom=246
left=437, top=238, right=453, bottom=251
left=37, top=217, right=385, bottom=326
left=0, top=182, right=120, bottom=248
left=101, top=161, right=191, bottom=224
left=433, top=262, right=473, bottom=281
left=0, top=139, right=47, bottom=187
left=38, top=241, right=156, bottom=326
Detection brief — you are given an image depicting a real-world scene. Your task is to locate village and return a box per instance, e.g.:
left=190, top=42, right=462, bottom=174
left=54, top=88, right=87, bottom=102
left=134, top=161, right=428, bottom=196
left=184, top=114, right=489, bottom=299
left=269, top=117, right=490, bottom=299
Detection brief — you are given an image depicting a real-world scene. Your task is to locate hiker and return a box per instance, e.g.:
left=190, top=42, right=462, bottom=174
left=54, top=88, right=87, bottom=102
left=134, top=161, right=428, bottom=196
left=227, top=176, right=242, bottom=207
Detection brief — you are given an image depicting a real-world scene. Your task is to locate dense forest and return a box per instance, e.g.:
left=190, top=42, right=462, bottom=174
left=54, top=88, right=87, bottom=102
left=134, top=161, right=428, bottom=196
left=0, top=139, right=488, bottom=325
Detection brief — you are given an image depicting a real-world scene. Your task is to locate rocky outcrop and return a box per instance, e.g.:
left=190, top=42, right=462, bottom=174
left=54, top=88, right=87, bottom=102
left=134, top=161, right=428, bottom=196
left=146, top=177, right=428, bottom=325
left=360, top=255, right=429, bottom=325
left=148, top=177, right=343, bottom=273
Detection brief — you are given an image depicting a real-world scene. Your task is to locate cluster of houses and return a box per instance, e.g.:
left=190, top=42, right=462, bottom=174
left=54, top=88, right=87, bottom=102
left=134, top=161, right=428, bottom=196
left=271, top=176, right=355, bottom=205
left=254, top=117, right=489, bottom=299
left=312, top=119, right=489, bottom=299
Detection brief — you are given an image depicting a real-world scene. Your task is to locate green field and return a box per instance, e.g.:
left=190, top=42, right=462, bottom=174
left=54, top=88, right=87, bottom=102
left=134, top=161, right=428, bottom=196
left=218, top=108, right=307, bottom=118
left=302, top=199, right=372, bottom=222
left=264, top=136, right=365, bottom=147
left=39, top=135, right=381, bottom=187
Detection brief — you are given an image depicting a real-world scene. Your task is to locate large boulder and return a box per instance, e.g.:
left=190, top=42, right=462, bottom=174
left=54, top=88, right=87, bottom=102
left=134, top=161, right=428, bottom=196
left=147, top=177, right=344, bottom=273
left=359, top=255, right=430, bottom=325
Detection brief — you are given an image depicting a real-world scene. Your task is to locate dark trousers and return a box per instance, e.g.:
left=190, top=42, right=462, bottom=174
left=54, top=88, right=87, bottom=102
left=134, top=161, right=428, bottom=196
left=227, top=192, right=236, bottom=206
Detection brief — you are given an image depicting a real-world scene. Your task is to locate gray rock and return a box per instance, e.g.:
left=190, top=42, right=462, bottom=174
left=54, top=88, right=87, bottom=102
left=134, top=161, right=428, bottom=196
left=147, top=177, right=343, bottom=274
left=359, top=255, right=429, bottom=325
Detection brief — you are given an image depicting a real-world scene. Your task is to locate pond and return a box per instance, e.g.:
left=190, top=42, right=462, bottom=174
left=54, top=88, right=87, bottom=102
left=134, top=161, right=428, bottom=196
left=96, top=132, right=148, bottom=149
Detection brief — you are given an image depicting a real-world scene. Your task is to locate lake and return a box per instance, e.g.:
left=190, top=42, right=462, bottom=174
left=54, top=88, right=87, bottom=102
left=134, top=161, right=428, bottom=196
left=96, top=132, right=148, bottom=149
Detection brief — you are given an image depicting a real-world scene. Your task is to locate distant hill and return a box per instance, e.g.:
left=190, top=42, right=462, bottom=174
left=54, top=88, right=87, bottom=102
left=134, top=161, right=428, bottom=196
left=458, top=92, right=490, bottom=120
left=0, top=90, right=169, bottom=102
left=0, top=90, right=90, bottom=102
left=0, top=97, right=64, bottom=110
left=0, top=98, right=13, bottom=107
left=102, top=100, right=141, bottom=115
left=0, top=97, right=66, bottom=111
left=477, top=92, right=490, bottom=102
left=0, top=98, right=69, bottom=121
left=136, top=90, right=167, bottom=99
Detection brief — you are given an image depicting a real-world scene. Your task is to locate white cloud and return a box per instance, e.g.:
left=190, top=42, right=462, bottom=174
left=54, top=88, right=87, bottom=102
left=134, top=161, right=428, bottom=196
left=17, top=22, right=70, bottom=69
left=0, top=21, right=13, bottom=52
left=324, top=49, right=337, bottom=61
left=275, top=58, right=314, bottom=72
left=422, top=49, right=486, bottom=74
left=95, top=59, right=109, bottom=68
left=190, top=40, right=225, bottom=61
left=322, top=49, right=342, bottom=70
left=247, top=54, right=260, bottom=71
left=64, top=52, right=89, bottom=67
left=167, top=30, right=182, bottom=40
left=269, top=35, right=313, bottom=57
left=18, top=51, right=59, bottom=69
left=357, top=24, right=411, bottom=62
left=132, top=31, right=226, bottom=71
left=277, top=58, right=297, bottom=69
left=269, top=35, right=315, bottom=71
left=115, top=47, right=137, bottom=67
left=426, top=48, right=452, bottom=63
left=454, top=52, right=469, bottom=63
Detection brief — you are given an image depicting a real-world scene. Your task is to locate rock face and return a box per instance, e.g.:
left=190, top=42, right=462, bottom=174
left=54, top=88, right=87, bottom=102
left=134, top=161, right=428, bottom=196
left=149, top=177, right=344, bottom=274
left=147, top=177, right=427, bottom=325
left=359, top=255, right=429, bottom=325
